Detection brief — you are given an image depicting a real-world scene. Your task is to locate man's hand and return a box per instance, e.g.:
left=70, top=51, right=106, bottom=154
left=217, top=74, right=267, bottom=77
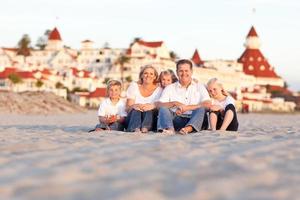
left=175, top=105, right=188, bottom=115
left=172, top=101, right=184, bottom=108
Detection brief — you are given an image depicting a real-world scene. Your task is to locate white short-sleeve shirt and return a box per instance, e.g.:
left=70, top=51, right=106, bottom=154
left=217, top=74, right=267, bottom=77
left=159, top=81, right=210, bottom=114
left=97, top=98, right=127, bottom=117
left=126, top=82, right=162, bottom=104
left=211, top=96, right=235, bottom=110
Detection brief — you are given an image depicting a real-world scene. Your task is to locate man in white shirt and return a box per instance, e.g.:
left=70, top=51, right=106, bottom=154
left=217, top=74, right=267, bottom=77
left=157, top=59, right=211, bottom=134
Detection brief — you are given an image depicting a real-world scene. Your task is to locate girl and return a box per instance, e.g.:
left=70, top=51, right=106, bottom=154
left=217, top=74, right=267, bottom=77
left=159, top=69, right=178, bottom=89
left=93, top=80, right=127, bottom=132
left=207, top=78, right=239, bottom=131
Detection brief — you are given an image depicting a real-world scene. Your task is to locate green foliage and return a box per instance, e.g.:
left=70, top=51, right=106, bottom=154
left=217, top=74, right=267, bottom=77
left=55, top=81, right=64, bottom=89
left=35, top=80, right=44, bottom=88
left=125, top=76, right=132, bottom=82
left=71, top=87, right=88, bottom=93
left=103, top=77, right=111, bottom=84
left=8, top=73, right=22, bottom=84
left=115, top=55, right=130, bottom=82
left=17, top=34, right=31, bottom=56
left=169, top=51, right=178, bottom=60
left=36, top=29, right=51, bottom=50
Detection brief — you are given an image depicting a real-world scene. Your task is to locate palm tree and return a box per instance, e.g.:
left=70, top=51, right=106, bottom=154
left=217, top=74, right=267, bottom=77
left=115, top=55, right=130, bottom=83
left=169, top=51, right=178, bottom=61
left=17, top=34, right=31, bottom=57
left=36, top=29, right=51, bottom=50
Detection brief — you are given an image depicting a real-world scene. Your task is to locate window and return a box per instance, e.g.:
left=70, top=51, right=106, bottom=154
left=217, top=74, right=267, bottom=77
left=248, top=65, right=254, bottom=71
left=260, top=65, right=265, bottom=70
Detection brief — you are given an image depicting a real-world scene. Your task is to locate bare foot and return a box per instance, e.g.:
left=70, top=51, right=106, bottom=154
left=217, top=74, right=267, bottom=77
left=141, top=127, right=148, bottom=133
left=134, top=128, right=141, bottom=133
left=162, top=128, right=175, bottom=135
left=179, top=126, right=193, bottom=135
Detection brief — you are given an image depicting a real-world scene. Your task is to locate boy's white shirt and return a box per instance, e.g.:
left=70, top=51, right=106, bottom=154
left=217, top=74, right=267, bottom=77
left=211, top=96, right=235, bottom=110
left=97, top=98, right=127, bottom=117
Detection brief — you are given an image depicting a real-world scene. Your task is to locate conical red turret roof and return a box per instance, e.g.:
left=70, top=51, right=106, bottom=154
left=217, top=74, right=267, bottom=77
left=238, top=26, right=280, bottom=78
left=191, top=49, right=204, bottom=66
left=247, top=26, right=258, bottom=37
left=48, top=27, right=62, bottom=41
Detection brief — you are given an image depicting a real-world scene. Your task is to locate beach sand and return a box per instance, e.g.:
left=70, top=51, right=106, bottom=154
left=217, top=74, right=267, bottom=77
left=0, top=112, right=300, bottom=200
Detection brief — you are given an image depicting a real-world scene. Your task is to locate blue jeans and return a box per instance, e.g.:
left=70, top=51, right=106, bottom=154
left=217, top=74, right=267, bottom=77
left=95, top=121, right=125, bottom=131
left=126, top=109, right=156, bottom=132
left=157, top=107, right=206, bottom=132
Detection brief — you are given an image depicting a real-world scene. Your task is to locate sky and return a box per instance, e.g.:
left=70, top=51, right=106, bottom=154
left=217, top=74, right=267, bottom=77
left=1, top=0, right=300, bottom=91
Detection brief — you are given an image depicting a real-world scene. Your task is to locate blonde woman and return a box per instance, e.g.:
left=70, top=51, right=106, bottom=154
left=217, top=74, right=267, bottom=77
left=207, top=78, right=239, bottom=131
left=126, top=65, right=162, bottom=133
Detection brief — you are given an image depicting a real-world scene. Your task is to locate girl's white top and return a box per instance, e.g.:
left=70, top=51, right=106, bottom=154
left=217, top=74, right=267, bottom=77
left=97, top=98, right=127, bottom=117
left=211, top=96, right=235, bottom=110
left=126, top=82, right=162, bottom=104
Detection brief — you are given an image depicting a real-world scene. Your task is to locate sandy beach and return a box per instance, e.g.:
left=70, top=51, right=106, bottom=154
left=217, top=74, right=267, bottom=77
left=0, top=111, right=300, bottom=200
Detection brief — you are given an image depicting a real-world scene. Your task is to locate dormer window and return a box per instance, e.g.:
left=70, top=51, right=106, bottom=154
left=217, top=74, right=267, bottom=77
left=257, top=57, right=262, bottom=61
left=260, top=65, right=265, bottom=70
left=249, top=57, right=254, bottom=61
left=248, top=65, right=254, bottom=71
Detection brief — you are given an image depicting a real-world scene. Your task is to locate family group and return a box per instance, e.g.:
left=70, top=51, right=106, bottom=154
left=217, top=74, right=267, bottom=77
left=91, top=59, right=238, bottom=134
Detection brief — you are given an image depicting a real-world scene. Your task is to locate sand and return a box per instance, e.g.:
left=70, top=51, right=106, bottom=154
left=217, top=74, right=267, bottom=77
left=0, top=112, right=300, bottom=200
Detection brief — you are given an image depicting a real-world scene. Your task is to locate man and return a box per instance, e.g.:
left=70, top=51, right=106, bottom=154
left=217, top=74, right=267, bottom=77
left=157, top=59, right=211, bottom=134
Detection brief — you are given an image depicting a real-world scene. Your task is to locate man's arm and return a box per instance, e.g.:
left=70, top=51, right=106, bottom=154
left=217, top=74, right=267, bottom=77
left=156, top=101, right=184, bottom=109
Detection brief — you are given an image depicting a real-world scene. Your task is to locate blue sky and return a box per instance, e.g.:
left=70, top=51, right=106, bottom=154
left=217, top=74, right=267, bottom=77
left=1, top=0, right=300, bottom=91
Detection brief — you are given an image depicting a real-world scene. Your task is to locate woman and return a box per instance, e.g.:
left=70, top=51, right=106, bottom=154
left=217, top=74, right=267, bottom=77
left=126, top=65, right=162, bottom=133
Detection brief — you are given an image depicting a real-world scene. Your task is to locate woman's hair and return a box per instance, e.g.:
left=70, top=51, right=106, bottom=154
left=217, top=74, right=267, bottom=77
left=138, top=65, right=159, bottom=84
left=106, top=80, right=122, bottom=97
left=207, top=78, right=228, bottom=96
left=159, top=69, right=178, bottom=84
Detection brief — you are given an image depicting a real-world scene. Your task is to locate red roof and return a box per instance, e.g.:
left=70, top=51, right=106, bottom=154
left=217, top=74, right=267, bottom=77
left=242, top=97, right=272, bottom=103
left=17, top=71, right=35, bottom=79
left=238, top=49, right=279, bottom=78
left=267, top=85, right=293, bottom=95
left=2, top=47, right=18, bottom=52
left=88, top=88, right=106, bottom=98
left=0, top=67, right=18, bottom=79
left=247, top=26, right=258, bottom=37
left=191, top=49, right=204, bottom=66
left=137, top=40, right=163, bottom=48
left=48, top=27, right=62, bottom=41
left=0, top=67, right=35, bottom=79
left=33, top=68, right=52, bottom=75
left=71, top=67, right=91, bottom=78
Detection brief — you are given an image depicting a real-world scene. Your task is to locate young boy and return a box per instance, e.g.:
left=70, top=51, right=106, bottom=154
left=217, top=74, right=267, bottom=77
left=91, top=80, right=127, bottom=132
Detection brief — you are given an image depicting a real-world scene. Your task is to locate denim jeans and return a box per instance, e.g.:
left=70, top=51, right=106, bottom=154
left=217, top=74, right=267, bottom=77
left=95, top=121, right=125, bottom=131
left=157, top=107, right=206, bottom=132
left=126, top=109, right=156, bottom=132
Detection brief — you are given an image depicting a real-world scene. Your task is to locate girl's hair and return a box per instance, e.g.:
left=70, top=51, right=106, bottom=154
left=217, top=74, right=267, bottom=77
left=159, top=69, right=178, bottom=84
left=207, top=78, right=228, bottom=96
left=138, top=65, right=159, bottom=84
left=106, top=80, right=122, bottom=97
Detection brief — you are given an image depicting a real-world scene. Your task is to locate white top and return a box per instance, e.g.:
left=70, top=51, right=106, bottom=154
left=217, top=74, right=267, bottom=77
left=211, top=96, right=235, bottom=110
left=97, top=98, right=127, bottom=117
left=126, top=82, right=162, bottom=104
left=159, top=81, right=210, bottom=114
